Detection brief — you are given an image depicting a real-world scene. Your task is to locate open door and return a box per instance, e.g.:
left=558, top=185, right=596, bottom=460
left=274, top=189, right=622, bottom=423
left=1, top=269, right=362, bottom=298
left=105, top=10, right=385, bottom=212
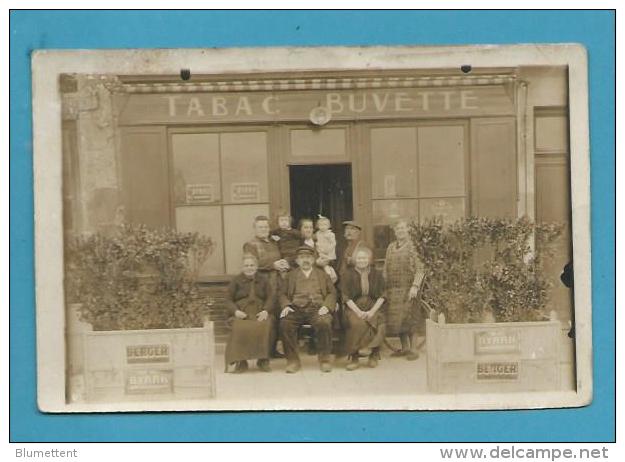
left=289, top=164, right=353, bottom=258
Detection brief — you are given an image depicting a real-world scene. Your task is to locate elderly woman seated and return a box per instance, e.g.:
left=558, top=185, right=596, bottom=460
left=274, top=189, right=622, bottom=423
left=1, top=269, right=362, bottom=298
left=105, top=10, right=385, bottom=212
left=224, top=254, right=276, bottom=373
left=341, top=247, right=387, bottom=370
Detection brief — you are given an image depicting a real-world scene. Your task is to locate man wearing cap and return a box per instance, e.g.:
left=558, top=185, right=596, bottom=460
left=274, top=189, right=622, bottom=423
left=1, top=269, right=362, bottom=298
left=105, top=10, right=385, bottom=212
left=279, top=246, right=337, bottom=373
left=338, top=220, right=368, bottom=279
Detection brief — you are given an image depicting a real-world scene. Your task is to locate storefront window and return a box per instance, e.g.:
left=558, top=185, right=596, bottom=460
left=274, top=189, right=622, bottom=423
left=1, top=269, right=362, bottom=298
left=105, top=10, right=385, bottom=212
left=221, top=132, right=269, bottom=203
left=417, top=126, right=465, bottom=197
left=370, top=124, right=467, bottom=258
left=175, top=205, right=225, bottom=276
left=172, top=133, right=221, bottom=205
left=419, top=197, right=466, bottom=224
left=370, top=127, right=417, bottom=198
left=171, top=130, right=270, bottom=277
left=372, top=199, right=419, bottom=260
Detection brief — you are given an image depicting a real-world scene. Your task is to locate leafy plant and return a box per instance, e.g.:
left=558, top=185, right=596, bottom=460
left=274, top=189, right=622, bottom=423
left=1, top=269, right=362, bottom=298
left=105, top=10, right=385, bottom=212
left=411, top=217, right=562, bottom=323
left=65, top=224, right=214, bottom=330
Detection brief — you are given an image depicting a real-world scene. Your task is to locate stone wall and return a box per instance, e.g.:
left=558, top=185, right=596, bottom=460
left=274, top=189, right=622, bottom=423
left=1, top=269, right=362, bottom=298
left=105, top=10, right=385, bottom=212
left=61, top=74, right=123, bottom=235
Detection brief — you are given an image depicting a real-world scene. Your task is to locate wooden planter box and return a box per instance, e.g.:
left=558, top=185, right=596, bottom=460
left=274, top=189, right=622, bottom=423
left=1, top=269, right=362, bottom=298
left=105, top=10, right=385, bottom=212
left=426, top=319, right=561, bottom=393
left=82, top=321, right=216, bottom=403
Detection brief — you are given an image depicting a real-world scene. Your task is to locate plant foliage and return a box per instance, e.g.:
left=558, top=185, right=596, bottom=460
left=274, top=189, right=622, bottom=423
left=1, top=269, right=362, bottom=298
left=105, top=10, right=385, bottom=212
left=65, top=224, right=214, bottom=330
left=411, top=217, right=562, bottom=323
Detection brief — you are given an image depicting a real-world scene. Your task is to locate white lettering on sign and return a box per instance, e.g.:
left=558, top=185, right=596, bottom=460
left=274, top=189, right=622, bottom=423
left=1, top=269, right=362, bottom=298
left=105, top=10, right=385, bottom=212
left=159, top=89, right=492, bottom=120
left=212, top=97, right=228, bottom=116
left=187, top=97, right=205, bottom=116
left=474, top=330, right=521, bottom=355
left=236, top=96, right=253, bottom=116
left=262, top=95, right=279, bottom=114
left=125, top=369, right=173, bottom=394
left=460, top=90, right=479, bottom=109
left=372, top=93, right=390, bottom=112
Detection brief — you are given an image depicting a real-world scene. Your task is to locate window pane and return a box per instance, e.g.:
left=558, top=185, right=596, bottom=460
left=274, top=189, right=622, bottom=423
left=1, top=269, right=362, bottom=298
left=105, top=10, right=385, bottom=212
left=535, top=115, right=568, bottom=152
left=223, top=204, right=270, bottom=275
left=172, top=133, right=221, bottom=205
left=372, top=199, right=419, bottom=260
left=221, top=132, right=269, bottom=204
left=370, top=127, right=417, bottom=199
left=290, top=128, right=346, bottom=158
left=175, top=206, right=224, bottom=276
left=418, top=125, right=466, bottom=197
left=419, top=198, right=466, bottom=225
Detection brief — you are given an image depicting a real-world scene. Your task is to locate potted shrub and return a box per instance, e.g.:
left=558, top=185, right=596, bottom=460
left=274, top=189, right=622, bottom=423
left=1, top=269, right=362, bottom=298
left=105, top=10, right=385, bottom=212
left=65, top=224, right=216, bottom=403
left=411, top=217, right=564, bottom=393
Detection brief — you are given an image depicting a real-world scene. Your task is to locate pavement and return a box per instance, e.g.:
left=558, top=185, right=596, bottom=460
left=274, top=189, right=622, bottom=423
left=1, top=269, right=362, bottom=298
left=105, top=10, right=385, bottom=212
left=215, top=345, right=430, bottom=401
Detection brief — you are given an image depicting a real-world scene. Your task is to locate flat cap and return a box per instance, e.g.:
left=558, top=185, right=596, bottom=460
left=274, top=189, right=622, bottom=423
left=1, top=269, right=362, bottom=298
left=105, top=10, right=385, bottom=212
left=342, top=220, right=362, bottom=230
left=296, top=245, right=316, bottom=256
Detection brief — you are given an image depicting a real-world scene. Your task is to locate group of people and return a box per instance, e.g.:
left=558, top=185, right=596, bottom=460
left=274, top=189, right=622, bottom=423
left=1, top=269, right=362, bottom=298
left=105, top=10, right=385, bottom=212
left=224, top=211, right=425, bottom=374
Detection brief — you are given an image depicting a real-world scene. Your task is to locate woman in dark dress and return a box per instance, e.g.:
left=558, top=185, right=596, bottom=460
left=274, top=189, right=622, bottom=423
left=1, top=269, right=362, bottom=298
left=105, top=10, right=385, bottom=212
left=383, top=219, right=426, bottom=360
left=224, top=254, right=276, bottom=373
left=341, top=247, right=387, bottom=370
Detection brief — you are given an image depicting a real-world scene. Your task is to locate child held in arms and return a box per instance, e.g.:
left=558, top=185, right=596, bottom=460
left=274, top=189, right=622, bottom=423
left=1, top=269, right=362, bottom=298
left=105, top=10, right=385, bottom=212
left=315, top=215, right=338, bottom=283
left=271, top=211, right=301, bottom=268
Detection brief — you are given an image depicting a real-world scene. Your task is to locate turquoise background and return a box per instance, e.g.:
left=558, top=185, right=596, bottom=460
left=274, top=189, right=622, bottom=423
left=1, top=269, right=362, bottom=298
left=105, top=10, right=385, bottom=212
left=9, top=10, right=615, bottom=442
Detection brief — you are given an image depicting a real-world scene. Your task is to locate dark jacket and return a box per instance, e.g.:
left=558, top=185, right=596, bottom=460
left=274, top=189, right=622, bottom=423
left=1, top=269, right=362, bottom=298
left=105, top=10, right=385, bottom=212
left=279, top=267, right=337, bottom=310
left=242, top=237, right=282, bottom=272
left=271, top=228, right=301, bottom=266
left=340, top=266, right=387, bottom=311
left=226, top=272, right=276, bottom=316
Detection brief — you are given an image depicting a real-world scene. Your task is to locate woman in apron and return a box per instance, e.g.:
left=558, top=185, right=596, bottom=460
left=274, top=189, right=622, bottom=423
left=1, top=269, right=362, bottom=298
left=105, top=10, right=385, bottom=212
left=224, top=254, right=276, bottom=373
left=383, top=219, right=426, bottom=360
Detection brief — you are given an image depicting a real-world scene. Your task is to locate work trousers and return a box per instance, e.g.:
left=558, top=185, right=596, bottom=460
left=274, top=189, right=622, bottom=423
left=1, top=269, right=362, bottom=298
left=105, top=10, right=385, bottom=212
left=280, top=304, right=333, bottom=363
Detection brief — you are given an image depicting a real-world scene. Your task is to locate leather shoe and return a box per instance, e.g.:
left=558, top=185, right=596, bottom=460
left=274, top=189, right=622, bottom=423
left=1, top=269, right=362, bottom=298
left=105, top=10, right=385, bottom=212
left=257, top=359, right=272, bottom=372
left=345, top=356, right=360, bottom=371
left=285, top=361, right=301, bottom=374
left=406, top=351, right=420, bottom=361
left=367, top=356, right=379, bottom=368
left=233, top=360, right=249, bottom=373
left=320, top=361, right=332, bottom=373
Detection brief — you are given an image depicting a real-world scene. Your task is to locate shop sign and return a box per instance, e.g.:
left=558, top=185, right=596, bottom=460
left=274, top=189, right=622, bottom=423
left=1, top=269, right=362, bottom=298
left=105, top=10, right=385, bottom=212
left=186, top=184, right=214, bottom=204
left=125, top=369, right=173, bottom=394
left=231, top=183, right=260, bottom=202
left=476, top=361, right=519, bottom=381
left=474, top=330, right=521, bottom=355
left=126, top=344, right=170, bottom=364
left=118, top=86, right=516, bottom=124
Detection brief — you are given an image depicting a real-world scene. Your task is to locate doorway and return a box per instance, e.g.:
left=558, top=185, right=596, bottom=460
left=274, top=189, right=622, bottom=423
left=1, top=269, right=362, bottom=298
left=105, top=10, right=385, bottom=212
left=289, top=164, right=353, bottom=259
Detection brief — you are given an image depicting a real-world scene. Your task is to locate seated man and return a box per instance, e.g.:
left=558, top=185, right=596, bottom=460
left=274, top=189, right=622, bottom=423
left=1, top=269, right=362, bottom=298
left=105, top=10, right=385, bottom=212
left=279, top=246, right=337, bottom=373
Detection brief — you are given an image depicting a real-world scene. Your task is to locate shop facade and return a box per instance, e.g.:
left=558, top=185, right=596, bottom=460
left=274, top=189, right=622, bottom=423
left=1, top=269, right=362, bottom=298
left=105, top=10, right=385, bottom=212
left=61, top=66, right=573, bottom=339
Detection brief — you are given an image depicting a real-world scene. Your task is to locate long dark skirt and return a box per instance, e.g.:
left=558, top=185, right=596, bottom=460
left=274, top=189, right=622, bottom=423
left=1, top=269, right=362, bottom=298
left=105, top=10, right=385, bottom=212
left=343, top=297, right=386, bottom=354
left=224, top=319, right=276, bottom=370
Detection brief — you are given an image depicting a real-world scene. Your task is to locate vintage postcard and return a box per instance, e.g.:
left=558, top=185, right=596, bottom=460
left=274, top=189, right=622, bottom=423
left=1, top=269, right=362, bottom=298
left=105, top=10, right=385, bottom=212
left=32, top=44, right=592, bottom=412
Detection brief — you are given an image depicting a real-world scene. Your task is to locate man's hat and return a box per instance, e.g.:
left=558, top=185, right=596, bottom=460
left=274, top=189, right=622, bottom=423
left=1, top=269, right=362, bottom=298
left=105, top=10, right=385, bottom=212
left=296, top=245, right=316, bottom=256
left=342, top=220, right=362, bottom=230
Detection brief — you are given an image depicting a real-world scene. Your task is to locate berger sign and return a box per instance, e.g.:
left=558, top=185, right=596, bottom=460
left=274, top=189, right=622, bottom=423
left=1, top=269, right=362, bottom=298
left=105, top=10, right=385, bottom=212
left=474, top=330, right=521, bottom=355
left=117, top=86, right=516, bottom=124
left=126, top=344, right=170, bottom=364
left=476, top=361, right=520, bottom=381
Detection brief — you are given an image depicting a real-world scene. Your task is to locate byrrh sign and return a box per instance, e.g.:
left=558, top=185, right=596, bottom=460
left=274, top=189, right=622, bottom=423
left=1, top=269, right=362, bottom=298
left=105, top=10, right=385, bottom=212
left=117, top=85, right=516, bottom=125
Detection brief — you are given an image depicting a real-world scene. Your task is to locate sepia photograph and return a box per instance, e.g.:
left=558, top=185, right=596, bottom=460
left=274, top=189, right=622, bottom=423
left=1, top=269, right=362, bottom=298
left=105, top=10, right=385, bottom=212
left=31, top=44, right=592, bottom=412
